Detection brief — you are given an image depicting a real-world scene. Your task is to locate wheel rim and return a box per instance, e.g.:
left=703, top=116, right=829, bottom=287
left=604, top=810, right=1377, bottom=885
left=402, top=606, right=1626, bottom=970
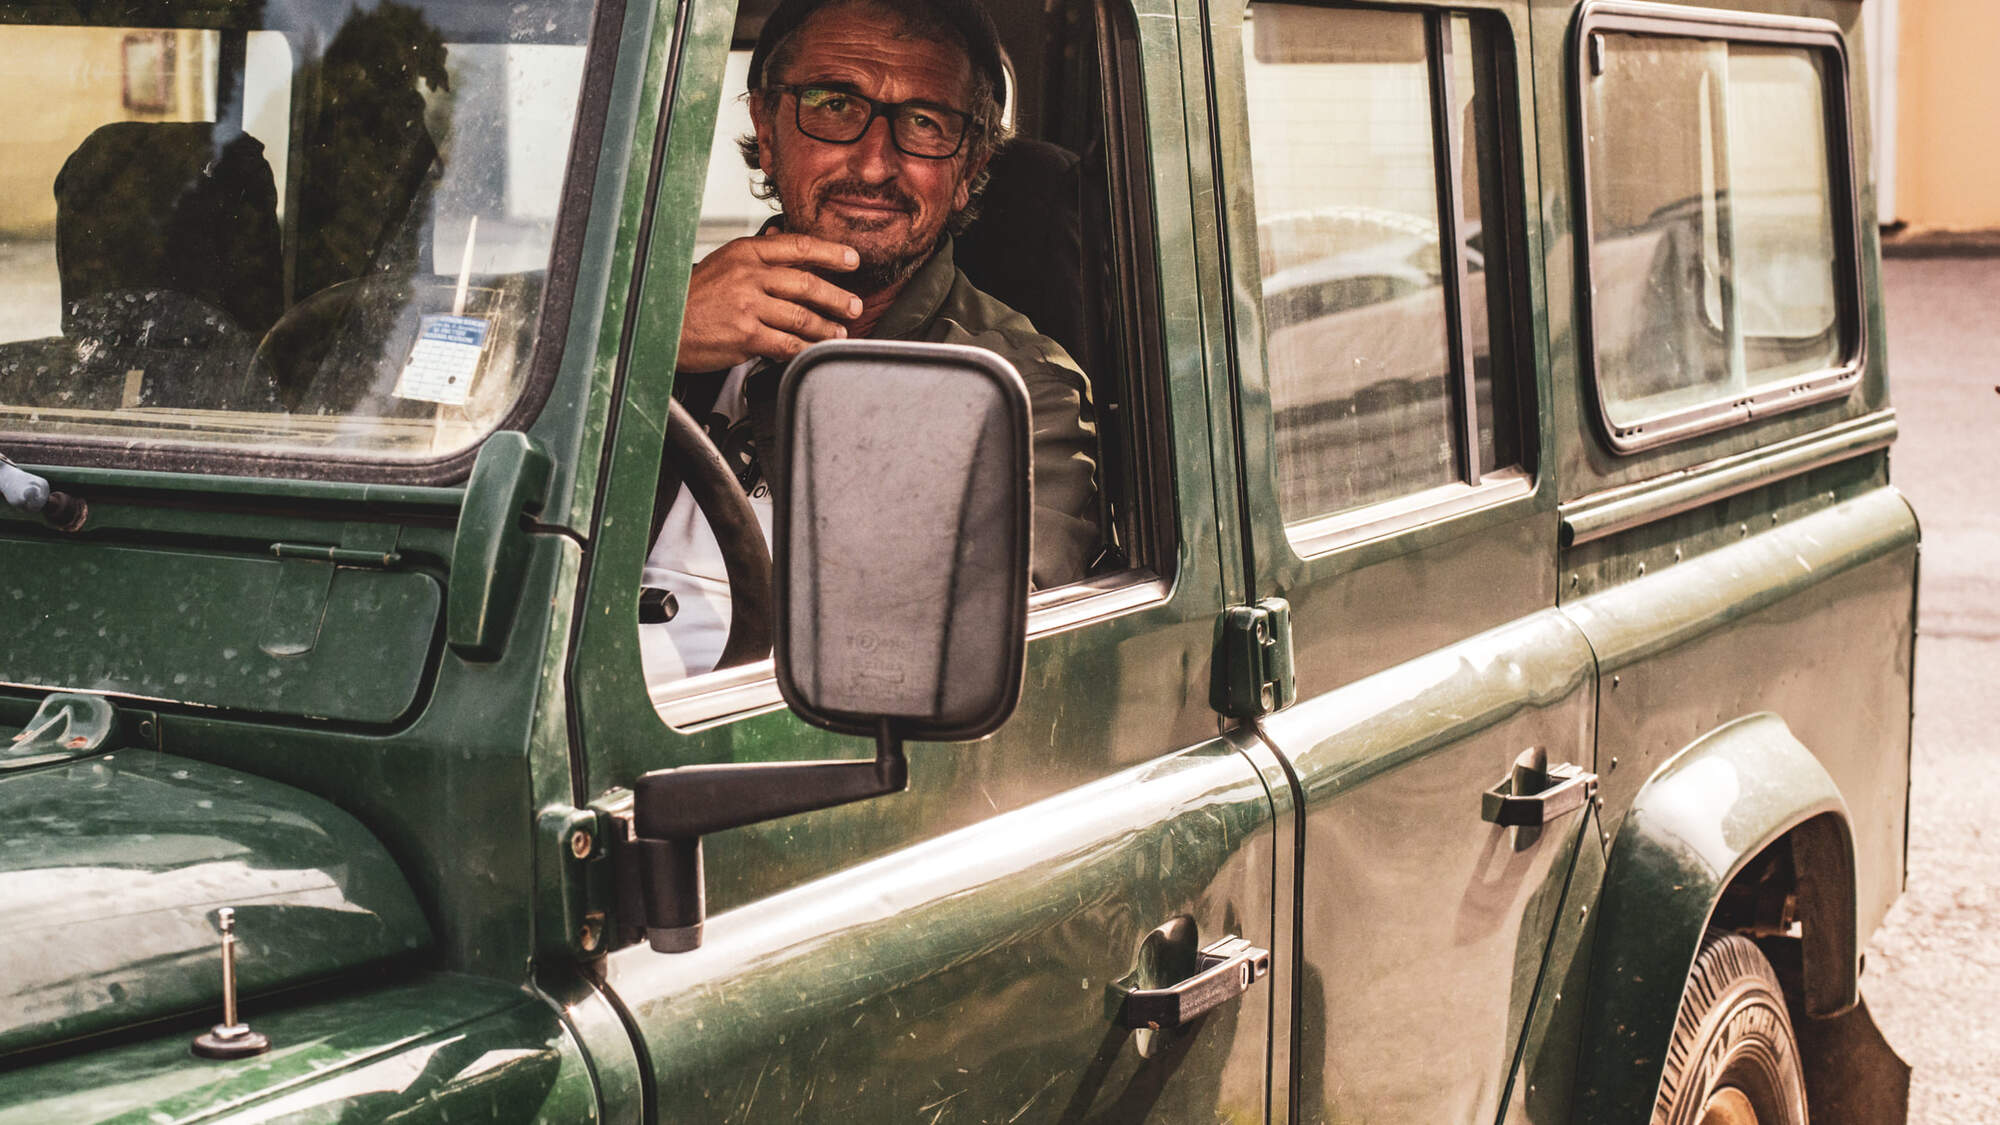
left=1698, top=1086, right=1761, bottom=1125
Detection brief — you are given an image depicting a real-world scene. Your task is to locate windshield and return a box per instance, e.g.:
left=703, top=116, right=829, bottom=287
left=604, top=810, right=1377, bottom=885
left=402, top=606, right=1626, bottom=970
left=0, top=0, right=593, bottom=468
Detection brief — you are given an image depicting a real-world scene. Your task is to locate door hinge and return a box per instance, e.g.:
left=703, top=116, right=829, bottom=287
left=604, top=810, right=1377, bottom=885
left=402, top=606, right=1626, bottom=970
left=1215, top=597, right=1295, bottom=719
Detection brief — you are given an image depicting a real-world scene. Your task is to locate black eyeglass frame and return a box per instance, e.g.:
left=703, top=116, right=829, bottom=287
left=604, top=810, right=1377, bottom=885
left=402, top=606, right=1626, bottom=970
left=764, top=84, right=978, bottom=159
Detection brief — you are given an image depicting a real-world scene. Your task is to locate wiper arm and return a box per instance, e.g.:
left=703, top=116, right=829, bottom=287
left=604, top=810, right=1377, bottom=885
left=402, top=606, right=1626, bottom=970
left=0, top=453, right=86, bottom=530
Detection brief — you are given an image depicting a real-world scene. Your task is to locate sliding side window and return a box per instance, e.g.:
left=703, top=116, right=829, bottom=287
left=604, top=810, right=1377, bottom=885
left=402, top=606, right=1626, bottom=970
left=1242, top=4, right=1525, bottom=530
left=1576, top=3, right=1863, bottom=451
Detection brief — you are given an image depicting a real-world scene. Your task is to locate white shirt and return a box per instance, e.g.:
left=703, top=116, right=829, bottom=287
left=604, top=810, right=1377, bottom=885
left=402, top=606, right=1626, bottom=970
left=639, top=360, right=774, bottom=684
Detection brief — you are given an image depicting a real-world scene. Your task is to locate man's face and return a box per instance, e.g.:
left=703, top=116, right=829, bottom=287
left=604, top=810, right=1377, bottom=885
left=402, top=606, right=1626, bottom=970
left=751, top=2, right=985, bottom=293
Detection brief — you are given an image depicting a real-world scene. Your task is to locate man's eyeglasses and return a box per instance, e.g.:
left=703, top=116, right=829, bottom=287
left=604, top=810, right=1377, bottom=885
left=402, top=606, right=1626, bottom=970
left=767, top=84, right=975, bottom=159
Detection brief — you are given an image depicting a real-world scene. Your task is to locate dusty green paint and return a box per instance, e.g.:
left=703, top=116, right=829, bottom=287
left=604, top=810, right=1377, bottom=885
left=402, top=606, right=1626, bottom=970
left=535, top=964, right=648, bottom=1125
left=1571, top=714, right=1853, bottom=1125
left=1500, top=805, right=1607, bottom=1125
left=543, top=0, right=681, bottom=531
left=1257, top=609, right=1595, bottom=1123
left=604, top=741, right=1276, bottom=1123
left=446, top=433, right=555, bottom=661
left=0, top=537, right=440, bottom=724
left=0, top=750, right=431, bottom=1056
left=0, top=975, right=596, bottom=1125
left=1559, top=410, right=1899, bottom=546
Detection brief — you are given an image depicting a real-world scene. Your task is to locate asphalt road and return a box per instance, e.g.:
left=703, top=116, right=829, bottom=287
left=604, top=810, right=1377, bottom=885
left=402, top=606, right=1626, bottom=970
left=1859, top=256, right=2000, bottom=1124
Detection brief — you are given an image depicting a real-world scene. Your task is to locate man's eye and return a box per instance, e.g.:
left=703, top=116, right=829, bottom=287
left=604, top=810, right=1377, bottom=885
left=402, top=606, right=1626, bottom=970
left=805, top=90, right=857, bottom=113
left=902, top=110, right=945, bottom=136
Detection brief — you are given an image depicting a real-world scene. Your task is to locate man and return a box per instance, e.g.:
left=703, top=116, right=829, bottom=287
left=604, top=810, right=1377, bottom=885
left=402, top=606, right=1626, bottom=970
left=642, top=0, right=1100, bottom=683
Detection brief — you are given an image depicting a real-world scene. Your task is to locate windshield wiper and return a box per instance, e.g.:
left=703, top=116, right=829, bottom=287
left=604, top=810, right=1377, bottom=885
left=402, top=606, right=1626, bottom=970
left=0, top=453, right=86, bottom=530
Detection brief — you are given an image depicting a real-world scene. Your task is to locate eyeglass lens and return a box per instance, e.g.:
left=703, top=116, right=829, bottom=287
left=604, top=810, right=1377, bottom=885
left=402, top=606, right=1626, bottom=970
left=793, top=87, right=967, bottom=158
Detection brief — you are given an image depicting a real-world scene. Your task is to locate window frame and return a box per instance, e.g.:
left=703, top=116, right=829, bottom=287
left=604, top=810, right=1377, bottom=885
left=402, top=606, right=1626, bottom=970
left=1230, top=2, right=1537, bottom=553
left=0, top=0, right=627, bottom=485
left=647, top=0, right=1182, bottom=731
left=1569, top=0, right=1866, bottom=454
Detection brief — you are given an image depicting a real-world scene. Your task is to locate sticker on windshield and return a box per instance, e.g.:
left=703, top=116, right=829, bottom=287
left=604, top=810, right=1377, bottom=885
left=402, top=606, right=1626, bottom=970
left=394, top=316, right=491, bottom=406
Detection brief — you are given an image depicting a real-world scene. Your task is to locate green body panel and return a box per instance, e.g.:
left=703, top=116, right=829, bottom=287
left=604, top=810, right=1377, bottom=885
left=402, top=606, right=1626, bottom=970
left=1500, top=807, right=1607, bottom=1125
left=1569, top=714, right=1853, bottom=1125
left=0, top=975, right=597, bottom=1125
left=1562, top=483, right=1919, bottom=935
left=604, top=740, right=1277, bottom=1124
left=0, top=749, right=430, bottom=1057
left=446, top=433, right=555, bottom=661
left=1257, top=610, right=1596, bottom=1122
left=0, top=536, right=439, bottom=724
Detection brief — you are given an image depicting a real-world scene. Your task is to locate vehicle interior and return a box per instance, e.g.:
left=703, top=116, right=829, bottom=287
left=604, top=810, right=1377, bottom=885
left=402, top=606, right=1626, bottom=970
left=0, top=0, right=594, bottom=458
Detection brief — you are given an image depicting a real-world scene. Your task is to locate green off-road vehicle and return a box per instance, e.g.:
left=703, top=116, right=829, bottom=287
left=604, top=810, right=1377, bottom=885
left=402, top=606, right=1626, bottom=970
left=0, top=0, right=1915, bottom=1119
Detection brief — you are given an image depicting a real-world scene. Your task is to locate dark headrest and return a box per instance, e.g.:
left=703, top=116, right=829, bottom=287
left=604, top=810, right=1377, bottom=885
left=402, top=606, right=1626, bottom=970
left=955, top=138, right=1094, bottom=374
left=53, top=122, right=283, bottom=335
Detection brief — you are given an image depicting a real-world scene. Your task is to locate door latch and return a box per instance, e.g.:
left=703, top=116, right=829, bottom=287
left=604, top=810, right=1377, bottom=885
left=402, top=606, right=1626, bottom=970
left=1114, top=935, right=1272, bottom=1030
left=1481, top=747, right=1598, bottom=827
left=1216, top=597, right=1295, bottom=718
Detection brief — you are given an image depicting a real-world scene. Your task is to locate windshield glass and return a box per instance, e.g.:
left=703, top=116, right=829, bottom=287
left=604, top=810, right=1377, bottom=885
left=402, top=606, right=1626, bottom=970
left=0, top=0, right=593, bottom=467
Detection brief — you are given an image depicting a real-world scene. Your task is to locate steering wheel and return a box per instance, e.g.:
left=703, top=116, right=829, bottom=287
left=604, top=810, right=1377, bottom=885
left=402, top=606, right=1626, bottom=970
left=664, top=398, right=775, bottom=668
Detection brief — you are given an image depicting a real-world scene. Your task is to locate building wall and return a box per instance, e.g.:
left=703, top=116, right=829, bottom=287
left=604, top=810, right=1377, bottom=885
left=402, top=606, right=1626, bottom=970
left=0, top=28, right=210, bottom=237
left=1896, top=0, right=2000, bottom=230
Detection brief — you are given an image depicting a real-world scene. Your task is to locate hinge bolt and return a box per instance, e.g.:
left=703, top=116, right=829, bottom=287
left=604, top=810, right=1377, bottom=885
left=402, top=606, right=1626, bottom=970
left=579, top=921, right=602, bottom=953
left=569, top=830, right=594, bottom=860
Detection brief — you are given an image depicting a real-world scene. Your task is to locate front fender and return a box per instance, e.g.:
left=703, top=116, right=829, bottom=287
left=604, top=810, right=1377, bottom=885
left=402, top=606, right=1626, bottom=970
left=1573, top=713, right=1857, bottom=1123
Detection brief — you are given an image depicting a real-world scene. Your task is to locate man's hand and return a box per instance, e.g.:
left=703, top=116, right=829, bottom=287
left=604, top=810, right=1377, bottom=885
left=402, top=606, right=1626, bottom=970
left=676, top=232, right=865, bottom=372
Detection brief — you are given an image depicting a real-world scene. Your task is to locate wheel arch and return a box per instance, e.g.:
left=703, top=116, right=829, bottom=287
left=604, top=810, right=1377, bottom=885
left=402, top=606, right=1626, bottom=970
left=1572, top=712, right=1859, bottom=1123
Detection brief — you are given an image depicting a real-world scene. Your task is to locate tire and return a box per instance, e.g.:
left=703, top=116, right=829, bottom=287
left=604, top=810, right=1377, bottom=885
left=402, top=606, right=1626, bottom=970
left=1651, top=931, right=1810, bottom=1125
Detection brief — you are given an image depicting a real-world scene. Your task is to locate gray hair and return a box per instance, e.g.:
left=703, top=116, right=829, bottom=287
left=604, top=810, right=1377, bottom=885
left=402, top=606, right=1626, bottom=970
left=736, top=0, right=1011, bottom=232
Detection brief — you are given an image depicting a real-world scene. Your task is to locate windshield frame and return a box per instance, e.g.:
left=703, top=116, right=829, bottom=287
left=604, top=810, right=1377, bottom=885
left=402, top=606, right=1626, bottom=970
left=0, top=0, right=629, bottom=485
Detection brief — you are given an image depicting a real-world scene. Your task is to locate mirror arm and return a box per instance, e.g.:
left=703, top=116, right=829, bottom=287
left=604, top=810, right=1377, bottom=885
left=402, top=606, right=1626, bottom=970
left=619, top=720, right=906, bottom=953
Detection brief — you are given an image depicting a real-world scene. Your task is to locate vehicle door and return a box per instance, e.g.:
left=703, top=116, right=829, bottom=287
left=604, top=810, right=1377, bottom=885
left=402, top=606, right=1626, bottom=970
left=1197, top=1, right=1600, bottom=1120
left=563, top=0, right=1284, bottom=1120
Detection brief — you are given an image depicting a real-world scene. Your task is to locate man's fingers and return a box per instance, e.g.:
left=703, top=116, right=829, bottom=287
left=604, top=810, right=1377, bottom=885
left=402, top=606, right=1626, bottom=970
left=747, top=325, right=814, bottom=361
left=766, top=268, right=864, bottom=319
left=758, top=296, right=848, bottom=344
left=753, top=232, right=861, bottom=272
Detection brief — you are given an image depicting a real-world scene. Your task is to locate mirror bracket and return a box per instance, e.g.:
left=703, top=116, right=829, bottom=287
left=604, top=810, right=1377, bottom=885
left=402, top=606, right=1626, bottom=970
left=615, top=720, right=905, bottom=952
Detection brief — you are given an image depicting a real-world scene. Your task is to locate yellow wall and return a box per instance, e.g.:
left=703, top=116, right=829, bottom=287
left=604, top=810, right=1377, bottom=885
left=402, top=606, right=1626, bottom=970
left=0, top=28, right=209, bottom=236
left=1896, top=0, right=2000, bottom=230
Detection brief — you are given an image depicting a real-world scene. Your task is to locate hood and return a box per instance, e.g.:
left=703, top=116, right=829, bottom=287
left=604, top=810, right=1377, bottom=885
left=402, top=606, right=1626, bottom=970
left=0, top=749, right=432, bottom=1057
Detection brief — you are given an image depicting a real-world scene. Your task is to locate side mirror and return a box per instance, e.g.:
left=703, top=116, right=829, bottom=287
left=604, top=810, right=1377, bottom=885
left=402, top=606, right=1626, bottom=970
left=618, top=341, right=1032, bottom=953
left=774, top=340, right=1032, bottom=741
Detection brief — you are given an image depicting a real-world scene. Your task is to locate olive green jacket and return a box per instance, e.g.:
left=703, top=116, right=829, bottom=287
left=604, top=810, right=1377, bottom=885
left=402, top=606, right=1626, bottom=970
left=869, top=236, right=1101, bottom=587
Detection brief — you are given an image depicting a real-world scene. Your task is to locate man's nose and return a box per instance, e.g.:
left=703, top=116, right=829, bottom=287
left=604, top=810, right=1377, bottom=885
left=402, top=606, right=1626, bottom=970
left=843, top=113, right=901, bottom=180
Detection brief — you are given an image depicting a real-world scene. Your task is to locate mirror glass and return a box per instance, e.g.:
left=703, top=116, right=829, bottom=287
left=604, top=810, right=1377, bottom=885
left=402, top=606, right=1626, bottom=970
left=778, top=344, right=1030, bottom=739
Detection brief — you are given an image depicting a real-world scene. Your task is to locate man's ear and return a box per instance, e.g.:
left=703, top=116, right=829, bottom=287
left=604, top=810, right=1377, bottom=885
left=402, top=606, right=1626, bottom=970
left=749, top=96, right=780, bottom=177
left=953, top=152, right=989, bottom=214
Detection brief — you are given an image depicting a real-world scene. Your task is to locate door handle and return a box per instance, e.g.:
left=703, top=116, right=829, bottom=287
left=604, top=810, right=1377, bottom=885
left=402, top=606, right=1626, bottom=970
left=1481, top=753, right=1598, bottom=827
left=1114, top=935, right=1271, bottom=1030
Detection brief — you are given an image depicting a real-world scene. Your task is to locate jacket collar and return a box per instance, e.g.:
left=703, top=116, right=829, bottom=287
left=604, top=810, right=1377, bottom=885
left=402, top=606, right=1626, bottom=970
left=869, top=235, right=956, bottom=341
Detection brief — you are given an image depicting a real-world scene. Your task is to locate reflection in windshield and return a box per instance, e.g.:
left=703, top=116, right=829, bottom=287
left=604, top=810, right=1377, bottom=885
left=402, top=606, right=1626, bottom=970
left=0, top=0, right=592, bottom=463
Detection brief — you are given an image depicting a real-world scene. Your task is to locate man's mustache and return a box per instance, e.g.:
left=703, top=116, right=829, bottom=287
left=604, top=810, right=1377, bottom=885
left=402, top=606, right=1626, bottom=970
left=813, top=178, right=916, bottom=214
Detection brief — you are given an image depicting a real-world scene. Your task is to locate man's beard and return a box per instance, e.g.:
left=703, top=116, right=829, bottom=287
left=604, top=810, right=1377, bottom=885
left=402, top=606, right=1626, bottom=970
left=785, top=177, right=938, bottom=296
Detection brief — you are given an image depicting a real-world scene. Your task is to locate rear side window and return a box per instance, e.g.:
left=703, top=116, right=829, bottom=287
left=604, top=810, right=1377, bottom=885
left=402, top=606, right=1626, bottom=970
left=1575, top=3, right=1863, bottom=451
left=1241, top=4, right=1525, bottom=529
